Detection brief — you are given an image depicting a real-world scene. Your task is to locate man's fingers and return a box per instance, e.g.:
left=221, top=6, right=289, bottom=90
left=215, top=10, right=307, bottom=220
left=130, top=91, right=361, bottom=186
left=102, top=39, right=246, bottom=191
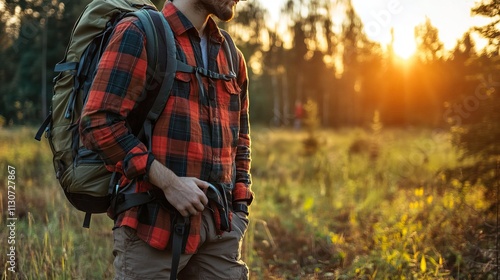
left=194, top=200, right=205, bottom=212
left=193, top=180, right=209, bottom=205
left=178, top=204, right=198, bottom=217
left=200, top=192, right=209, bottom=206
left=192, top=179, right=210, bottom=205
left=177, top=195, right=206, bottom=216
left=192, top=190, right=207, bottom=211
left=194, top=178, right=210, bottom=191
left=188, top=200, right=205, bottom=216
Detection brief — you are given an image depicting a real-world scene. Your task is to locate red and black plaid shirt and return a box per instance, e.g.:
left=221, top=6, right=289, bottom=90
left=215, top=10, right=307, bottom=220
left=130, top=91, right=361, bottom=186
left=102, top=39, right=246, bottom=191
left=80, top=2, right=253, bottom=253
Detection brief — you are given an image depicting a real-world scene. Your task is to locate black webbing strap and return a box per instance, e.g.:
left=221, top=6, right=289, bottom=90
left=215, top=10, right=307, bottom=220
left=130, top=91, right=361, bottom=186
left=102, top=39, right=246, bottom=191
left=176, top=62, right=234, bottom=81
left=54, top=61, right=78, bottom=72
left=112, top=191, right=157, bottom=216
left=34, top=112, right=52, bottom=141
left=176, top=61, right=235, bottom=101
left=83, top=212, right=92, bottom=228
left=171, top=216, right=190, bottom=280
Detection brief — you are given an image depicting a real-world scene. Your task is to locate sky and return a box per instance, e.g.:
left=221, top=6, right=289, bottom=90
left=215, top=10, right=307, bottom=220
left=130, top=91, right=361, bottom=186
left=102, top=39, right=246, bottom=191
left=255, top=0, right=493, bottom=58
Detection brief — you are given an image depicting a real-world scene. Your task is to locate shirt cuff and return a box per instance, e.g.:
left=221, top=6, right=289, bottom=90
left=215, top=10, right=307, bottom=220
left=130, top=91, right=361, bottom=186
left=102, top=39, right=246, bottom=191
left=122, top=146, right=155, bottom=180
left=232, top=182, right=254, bottom=205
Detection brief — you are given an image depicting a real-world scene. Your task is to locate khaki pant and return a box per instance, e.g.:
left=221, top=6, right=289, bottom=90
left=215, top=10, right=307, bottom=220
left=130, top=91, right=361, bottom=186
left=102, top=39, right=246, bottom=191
left=112, top=208, right=249, bottom=280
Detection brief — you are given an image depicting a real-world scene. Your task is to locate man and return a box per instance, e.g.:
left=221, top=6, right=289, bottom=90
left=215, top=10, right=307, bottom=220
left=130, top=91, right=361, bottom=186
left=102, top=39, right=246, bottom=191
left=80, top=0, right=253, bottom=279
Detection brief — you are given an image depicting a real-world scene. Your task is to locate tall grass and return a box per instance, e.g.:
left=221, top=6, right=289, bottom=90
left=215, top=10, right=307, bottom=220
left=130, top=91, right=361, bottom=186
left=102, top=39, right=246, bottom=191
left=0, top=127, right=114, bottom=280
left=0, top=126, right=495, bottom=279
left=247, top=125, right=494, bottom=279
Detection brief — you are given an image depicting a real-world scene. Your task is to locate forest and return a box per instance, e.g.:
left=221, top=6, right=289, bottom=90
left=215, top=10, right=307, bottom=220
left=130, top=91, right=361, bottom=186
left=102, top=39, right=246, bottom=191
left=0, top=0, right=498, bottom=129
left=0, top=0, right=499, bottom=279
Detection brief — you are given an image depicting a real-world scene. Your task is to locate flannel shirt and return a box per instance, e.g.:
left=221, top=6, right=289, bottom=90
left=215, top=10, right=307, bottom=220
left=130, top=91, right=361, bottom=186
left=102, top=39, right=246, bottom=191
left=80, top=2, right=253, bottom=253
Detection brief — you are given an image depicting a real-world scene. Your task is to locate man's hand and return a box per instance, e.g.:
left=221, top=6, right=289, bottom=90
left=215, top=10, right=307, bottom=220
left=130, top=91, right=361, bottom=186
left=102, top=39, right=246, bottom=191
left=148, top=160, right=209, bottom=217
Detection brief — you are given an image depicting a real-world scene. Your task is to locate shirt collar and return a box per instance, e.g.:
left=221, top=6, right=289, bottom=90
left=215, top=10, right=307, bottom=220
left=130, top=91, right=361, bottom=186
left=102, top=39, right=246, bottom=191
left=162, top=2, right=224, bottom=44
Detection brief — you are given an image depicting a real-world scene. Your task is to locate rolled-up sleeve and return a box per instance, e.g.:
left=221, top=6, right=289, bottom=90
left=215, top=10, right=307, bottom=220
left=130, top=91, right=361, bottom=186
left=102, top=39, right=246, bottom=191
left=232, top=51, right=254, bottom=204
left=79, top=18, right=154, bottom=179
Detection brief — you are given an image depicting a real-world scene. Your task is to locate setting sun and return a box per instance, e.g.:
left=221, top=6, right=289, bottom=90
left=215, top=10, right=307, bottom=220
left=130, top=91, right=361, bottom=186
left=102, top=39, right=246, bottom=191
left=393, top=38, right=416, bottom=60
left=392, top=28, right=417, bottom=59
left=349, top=0, right=494, bottom=55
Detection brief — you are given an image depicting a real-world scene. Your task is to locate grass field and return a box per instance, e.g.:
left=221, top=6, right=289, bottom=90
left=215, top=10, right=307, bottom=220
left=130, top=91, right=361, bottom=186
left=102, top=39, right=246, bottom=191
left=0, top=126, right=497, bottom=279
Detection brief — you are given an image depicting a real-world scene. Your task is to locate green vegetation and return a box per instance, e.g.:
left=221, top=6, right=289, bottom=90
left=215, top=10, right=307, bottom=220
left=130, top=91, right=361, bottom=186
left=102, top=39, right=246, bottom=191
left=1, top=126, right=497, bottom=279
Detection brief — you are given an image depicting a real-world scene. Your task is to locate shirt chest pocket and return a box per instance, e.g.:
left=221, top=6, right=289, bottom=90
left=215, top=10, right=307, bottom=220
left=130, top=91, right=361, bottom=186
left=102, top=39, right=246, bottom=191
left=173, top=72, right=192, bottom=99
left=220, top=78, right=241, bottom=112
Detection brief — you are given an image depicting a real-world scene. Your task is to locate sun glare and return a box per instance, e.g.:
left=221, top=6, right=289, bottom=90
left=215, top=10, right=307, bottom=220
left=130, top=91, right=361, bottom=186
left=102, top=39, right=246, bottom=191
left=393, top=36, right=417, bottom=60
left=259, top=0, right=489, bottom=62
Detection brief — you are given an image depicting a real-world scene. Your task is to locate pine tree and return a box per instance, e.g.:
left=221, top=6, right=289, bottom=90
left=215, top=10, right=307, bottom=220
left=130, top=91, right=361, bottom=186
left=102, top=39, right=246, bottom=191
left=452, top=0, right=500, bottom=170
left=0, top=0, right=82, bottom=124
left=471, top=0, right=499, bottom=55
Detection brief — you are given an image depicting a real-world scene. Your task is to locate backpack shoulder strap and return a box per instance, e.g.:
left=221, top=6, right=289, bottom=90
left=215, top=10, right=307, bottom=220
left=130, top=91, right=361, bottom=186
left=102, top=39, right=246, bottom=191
left=220, top=29, right=240, bottom=79
left=143, top=9, right=177, bottom=122
left=125, top=8, right=177, bottom=136
left=134, top=9, right=160, bottom=86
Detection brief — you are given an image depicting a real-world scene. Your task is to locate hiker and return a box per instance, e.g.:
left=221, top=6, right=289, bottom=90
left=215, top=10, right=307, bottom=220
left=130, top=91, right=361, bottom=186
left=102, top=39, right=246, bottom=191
left=79, top=0, right=253, bottom=279
left=294, top=100, right=304, bottom=130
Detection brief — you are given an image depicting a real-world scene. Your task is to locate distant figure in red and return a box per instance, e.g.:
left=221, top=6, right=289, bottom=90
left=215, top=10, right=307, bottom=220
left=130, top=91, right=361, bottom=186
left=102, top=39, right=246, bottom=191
left=294, top=100, right=304, bottom=130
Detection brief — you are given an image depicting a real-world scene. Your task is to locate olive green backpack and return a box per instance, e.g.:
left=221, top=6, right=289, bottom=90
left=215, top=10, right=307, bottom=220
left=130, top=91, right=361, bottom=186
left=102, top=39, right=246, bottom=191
left=35, top=0, right=178, bottom=228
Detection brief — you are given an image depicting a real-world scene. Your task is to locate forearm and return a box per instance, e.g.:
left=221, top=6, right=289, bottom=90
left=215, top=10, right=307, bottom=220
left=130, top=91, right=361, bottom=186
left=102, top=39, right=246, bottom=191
left=147, top=159, right=178, bottom=191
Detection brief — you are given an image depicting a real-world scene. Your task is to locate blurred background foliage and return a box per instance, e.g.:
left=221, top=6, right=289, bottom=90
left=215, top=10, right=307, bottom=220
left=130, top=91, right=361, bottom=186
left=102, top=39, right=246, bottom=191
left=1, top=0, right=498, bottom=157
